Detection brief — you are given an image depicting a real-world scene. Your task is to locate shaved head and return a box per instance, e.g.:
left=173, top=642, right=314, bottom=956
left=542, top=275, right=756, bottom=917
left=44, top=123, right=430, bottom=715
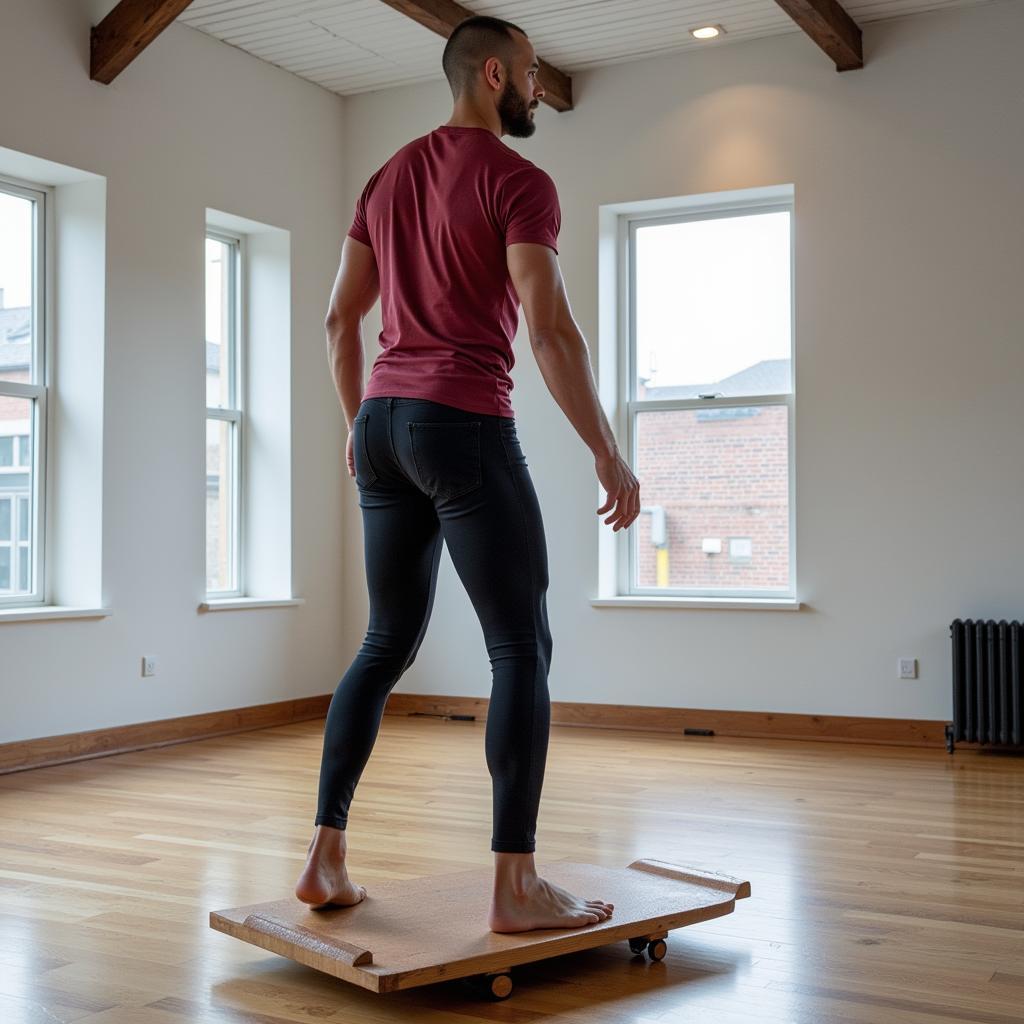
left=442, top=15, right=528, bottom=98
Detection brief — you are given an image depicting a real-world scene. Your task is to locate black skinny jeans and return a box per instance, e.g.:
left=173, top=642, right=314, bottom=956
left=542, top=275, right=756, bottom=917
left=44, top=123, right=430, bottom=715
left=315, top=396, right=553, bottom=853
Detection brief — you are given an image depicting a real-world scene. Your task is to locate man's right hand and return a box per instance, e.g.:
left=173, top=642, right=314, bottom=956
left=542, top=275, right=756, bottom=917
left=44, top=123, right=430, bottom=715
left=346, top=429, right=356, bottom=478
left=595, top=449, right=640, bottom=532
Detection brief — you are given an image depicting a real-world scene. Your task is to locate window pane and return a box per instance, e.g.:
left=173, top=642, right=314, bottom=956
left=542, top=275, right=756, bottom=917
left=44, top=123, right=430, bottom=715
left=206, top=417, right=235, bottom=592
left=205, top=236, right=234, bottom=408
left=17, top=434, right=29, bottom=465
left=0, top=397, right=33, bottom=597
left=18, top=495, right=28, bottom=542
left=0, top=546, right=9, bottom=591
left=633, top=406, right=790, bottom=591
left=0, top=190, right=35, bottom=385
left=635, top=211, right=791, bottom=399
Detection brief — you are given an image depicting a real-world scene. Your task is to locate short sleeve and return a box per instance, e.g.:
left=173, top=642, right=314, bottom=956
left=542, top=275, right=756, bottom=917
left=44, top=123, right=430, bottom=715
left=347, top=194, right=370, bottom=246
left=347, top=163, right=387, bottom=247
left=500, top=166, right=561, bottom=254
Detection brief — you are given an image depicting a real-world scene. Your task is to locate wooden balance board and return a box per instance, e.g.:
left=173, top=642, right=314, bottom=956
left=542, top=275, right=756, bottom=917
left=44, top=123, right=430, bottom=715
left=210, top=858, right=751, bottom=1000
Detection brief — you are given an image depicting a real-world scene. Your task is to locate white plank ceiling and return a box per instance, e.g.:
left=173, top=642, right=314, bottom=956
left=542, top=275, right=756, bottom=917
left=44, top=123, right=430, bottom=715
left=176, top=0, right=997, bottom=97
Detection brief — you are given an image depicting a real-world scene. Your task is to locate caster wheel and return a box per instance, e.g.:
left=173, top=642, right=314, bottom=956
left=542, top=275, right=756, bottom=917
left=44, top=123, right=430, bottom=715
left=647, top=938, right=667, bottom=962
left=467, top=972, right=512, bottom=1000
left=627, top=936, right=648, bottom=954
left=485, top=972, right=513, bottom=999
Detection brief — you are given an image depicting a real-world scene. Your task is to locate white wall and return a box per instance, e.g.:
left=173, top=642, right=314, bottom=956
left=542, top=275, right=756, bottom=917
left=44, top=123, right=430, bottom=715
left=1, top=0, right=351, bottom=742
left=342, top=0, right=1024, bottom=721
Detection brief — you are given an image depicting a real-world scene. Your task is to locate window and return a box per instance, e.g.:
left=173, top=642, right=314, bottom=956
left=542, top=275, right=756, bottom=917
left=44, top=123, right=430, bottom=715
left=0, top=178, right=47, bottom=606
left=205, top=231, right=243, bottom=596
left=198, top=208, right=294, bottom=612
left=623, top=198, right=795, bottom=600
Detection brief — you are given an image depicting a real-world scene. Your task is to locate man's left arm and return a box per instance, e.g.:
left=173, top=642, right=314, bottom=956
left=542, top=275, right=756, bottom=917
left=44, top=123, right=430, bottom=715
left=325, top=235, right=380, bottom=429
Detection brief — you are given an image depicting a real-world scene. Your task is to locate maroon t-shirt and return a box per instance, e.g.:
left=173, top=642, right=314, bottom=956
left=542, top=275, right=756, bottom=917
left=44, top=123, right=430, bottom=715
left=348, top=125, right=561, bottom=418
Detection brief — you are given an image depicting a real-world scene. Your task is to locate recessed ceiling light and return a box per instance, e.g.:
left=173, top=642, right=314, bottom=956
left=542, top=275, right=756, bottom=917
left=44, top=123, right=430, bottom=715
left=690, top=25, right=725, bottom=40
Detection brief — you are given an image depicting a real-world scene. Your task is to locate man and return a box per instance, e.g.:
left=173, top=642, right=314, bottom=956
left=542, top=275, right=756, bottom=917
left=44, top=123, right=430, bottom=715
left=295, top=15, right=640, bottom=933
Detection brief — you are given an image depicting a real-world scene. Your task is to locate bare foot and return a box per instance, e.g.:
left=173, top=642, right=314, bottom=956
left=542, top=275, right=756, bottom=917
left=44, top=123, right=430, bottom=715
left=294, top=826, right=367, bottom=909
left=489, top=864, right=614, bottom=933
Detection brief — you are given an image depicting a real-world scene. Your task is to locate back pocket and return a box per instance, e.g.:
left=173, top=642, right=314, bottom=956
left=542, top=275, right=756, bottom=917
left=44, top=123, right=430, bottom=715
left=409, top=421, right=482, bottom=500
left=352, top=413, right=379, bottom=489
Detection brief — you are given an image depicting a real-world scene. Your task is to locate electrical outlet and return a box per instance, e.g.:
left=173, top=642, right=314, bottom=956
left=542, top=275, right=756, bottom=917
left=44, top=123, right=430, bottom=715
left=898, top=657, right=918, bottom=680
left=142, top=656, right=157, bottom=677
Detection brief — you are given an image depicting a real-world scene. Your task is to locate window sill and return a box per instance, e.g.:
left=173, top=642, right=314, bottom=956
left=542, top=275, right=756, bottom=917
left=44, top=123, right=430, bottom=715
left=198, top=597, right=306, bottom=612
left=590, top=596, right=801, bottom=611
left=0, top=605, right=112, bottom=624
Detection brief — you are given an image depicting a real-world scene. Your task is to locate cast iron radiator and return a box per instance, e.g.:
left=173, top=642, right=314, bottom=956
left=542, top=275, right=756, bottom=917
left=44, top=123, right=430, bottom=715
left=947, top=619, right=1023, bottom=752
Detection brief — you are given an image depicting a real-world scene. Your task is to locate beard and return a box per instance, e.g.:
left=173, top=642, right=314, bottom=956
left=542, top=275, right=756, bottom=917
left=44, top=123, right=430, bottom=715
left=498, top=79, right=537, bottom=138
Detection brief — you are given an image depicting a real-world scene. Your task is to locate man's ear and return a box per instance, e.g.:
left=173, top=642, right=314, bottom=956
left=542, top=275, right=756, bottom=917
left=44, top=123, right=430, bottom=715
left=484, top=56, right=503, bottom=90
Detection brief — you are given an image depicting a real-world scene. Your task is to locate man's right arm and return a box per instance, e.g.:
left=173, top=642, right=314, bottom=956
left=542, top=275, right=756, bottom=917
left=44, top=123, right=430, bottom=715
left=507, top=242, right=640, bottom=532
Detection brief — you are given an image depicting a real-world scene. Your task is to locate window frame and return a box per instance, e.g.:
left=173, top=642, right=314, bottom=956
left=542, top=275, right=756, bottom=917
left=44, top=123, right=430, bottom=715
left=204, top=227, right=245, bottom=599
left=0, top=174, right=50, bottom=608
left=619, top=199, right=797, bottom=601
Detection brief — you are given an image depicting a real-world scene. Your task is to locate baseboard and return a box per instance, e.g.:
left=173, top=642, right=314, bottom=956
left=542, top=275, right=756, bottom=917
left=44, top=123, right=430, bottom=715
left=383, top=693, right=948, bottom=747
left=0, top=690, right=950, bottom=775
left=0, top=694, right=332, bottom=775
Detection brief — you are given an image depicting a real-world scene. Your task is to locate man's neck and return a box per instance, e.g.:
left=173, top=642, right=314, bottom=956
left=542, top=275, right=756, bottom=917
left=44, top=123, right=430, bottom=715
left=444, top=104, right=502, bottom=138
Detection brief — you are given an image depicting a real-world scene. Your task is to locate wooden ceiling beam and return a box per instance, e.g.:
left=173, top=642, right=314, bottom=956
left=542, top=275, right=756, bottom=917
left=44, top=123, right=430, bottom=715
left=91, top=0, right=195, bottom=85
left=773, top=0, right=863, bottom=71
left=376, top=0, right=573, bottom=112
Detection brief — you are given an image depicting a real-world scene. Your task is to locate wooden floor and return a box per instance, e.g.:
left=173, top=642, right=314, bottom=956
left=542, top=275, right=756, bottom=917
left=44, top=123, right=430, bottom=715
left=0, top=716, right=1022, bottom=1023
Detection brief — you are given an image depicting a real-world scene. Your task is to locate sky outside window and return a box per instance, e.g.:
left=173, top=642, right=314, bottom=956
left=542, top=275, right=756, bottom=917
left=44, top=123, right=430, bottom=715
left=635, top=210, right=791, bottom=391
left=0, top=193, right=32, bottom=307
